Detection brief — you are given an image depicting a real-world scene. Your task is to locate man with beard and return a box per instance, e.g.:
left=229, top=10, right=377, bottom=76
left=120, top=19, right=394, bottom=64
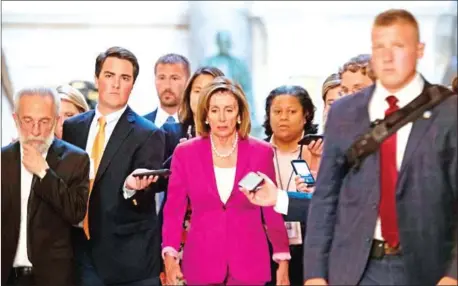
left=144, top=53, right=190, bottom=127
left=1, top=87, right=89, bottom=286
left=144, top=53, right=190, bottom=213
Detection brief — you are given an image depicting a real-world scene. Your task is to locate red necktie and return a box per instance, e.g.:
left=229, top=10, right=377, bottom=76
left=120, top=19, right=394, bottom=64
left=379, top=95, right=400, bottom=247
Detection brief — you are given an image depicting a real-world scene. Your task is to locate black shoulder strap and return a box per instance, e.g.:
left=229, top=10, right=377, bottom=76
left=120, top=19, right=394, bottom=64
left=344, top=85, right=454, bottom=171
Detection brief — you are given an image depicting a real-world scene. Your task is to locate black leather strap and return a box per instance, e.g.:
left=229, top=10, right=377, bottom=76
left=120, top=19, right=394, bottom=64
left=345, top=86, right=454, bottom=171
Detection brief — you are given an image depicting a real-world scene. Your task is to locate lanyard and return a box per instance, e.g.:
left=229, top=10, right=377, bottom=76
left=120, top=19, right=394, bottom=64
left=273, top=148, right=301, bottom=191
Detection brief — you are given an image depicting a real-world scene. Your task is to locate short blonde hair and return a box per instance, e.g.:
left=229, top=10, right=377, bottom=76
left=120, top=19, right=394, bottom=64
left=373, top=9, right=420, bottom=41
left=56, top=84, right=90, bottom=113
left=195, top=76, right=251, bottom=139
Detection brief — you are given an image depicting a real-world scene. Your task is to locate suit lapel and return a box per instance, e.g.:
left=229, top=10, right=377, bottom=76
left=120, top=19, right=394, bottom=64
left=353, top=87, right=382, bottom=199
left=9, top=143, right=21, bottom=234
left=94, top=107, right=135, bottom=184
left=353, top=86, right=376, bottom=138
left=75, top=111, right=95, bottom=150
left=398, top=86, right=437, bottom=191
left=201, top=138, right=220, bottom=201
left=28, top=139, right=64, bottom=225
left=228, top=138, right=249, bottom=204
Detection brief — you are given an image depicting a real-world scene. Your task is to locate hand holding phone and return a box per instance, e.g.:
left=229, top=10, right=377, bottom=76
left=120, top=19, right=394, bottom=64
left=132, top=169, right=171, bottom=178
left=298, top=134, right=324, bottom=146
left=126, top=168, right=161, bottom=191
left=238, top=172, right=264, bottom=192
left=291, top=160, right=316, bottom=187
left=239, top=171, right=278, bottom=207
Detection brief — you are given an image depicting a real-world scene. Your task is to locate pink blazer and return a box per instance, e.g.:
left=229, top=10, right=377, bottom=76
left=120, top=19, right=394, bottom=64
left=162, top=136, right=290, bottom=284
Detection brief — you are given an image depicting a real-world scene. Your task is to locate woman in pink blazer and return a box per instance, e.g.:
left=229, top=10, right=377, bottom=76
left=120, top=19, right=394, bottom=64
left=162, top=77, right=290, bottom=285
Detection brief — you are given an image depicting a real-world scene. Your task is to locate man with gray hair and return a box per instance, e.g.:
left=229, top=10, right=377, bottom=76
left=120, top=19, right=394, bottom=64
left=1, top=87, right=89, bottom=286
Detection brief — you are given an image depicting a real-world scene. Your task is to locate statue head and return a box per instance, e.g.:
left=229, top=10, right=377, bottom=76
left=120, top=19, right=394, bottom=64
left=216, top=31, right=232, bottom=56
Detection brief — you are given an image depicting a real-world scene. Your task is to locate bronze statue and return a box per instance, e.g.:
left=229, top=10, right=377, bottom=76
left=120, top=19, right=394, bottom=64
left=202, top=31, right=256, bottom=120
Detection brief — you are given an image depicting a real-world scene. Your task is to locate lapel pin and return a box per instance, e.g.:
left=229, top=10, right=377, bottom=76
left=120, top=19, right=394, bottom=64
left=423, top=111, right=432, bottom=119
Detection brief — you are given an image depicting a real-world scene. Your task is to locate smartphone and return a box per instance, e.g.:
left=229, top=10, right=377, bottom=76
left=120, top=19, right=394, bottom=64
left=291, top=159, right=315, bottom=186
left=238, top=172, right=264, bottom=192
left=132, top=169, right=171, bottom=178
left=297, top=134, right=324, bottom=146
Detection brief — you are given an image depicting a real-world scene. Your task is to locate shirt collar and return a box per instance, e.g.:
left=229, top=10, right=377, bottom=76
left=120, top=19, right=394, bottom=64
left=373, top=72, right=425, bottom=108
left=94, top=104, right=128, bottom=125
left=269, top=131, right=305, bottom=153
left=156, top=107, right=178, bottom=122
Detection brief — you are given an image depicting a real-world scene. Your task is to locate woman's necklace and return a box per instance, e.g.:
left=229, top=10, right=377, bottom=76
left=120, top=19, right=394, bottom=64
left=210, top=132, right=238, bottom=158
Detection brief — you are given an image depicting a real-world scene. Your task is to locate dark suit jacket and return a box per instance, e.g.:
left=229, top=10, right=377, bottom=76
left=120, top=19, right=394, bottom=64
left=144, top=108, right=158, bottom=125
left=286, top=195, right=310, bottom=222
left=63, top=106, right=166, bottom=285
left=161, top=122, right=189, bottom=169
left=1, top=139, right=89, bottom=286
left=303, top=82, right=457, bottom=285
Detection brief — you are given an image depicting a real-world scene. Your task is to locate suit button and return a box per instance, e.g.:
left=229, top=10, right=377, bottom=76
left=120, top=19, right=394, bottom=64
left=222, top=205, right=226, bottom=210
left=372, top=203, right=377, bottom=209
left=366, top=238, right=371, bottom=243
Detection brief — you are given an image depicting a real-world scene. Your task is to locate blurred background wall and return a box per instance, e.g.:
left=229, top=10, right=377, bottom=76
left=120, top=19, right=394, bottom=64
left=2, top=1, right=456, bottom=145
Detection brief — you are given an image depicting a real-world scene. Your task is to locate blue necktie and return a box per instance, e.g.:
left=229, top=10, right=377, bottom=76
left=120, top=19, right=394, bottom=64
left=166, top=116, right=175, bottom=123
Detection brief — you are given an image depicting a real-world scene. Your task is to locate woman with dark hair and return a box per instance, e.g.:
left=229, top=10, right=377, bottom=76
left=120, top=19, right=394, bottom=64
left=263, top=85, right=321, bottom=171
left=263, top=85, right=322, bottom=286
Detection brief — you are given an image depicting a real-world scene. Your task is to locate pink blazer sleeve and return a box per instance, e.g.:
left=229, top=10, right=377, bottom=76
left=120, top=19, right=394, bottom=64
left=259, top=146, right=290, bottom=256
left=162, top=144, right=188, bottom=252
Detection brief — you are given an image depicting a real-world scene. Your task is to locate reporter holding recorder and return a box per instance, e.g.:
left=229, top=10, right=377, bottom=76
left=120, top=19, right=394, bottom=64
left=162, top=76, right=290, bottom=285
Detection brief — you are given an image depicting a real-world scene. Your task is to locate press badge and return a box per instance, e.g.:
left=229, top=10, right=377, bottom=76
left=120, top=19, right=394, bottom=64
left=285, top=221, right=302, bottom=245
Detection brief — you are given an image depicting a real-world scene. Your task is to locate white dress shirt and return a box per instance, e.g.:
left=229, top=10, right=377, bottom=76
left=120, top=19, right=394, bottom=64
left=75, top=105, right=132, bottom=228
left=13, top=146, right=49, bottom=267
left=214, top=166, right=236, bottom=204
left=371, top=73, right=424, bottom=240
left=154, top=107, right=178, bottom=128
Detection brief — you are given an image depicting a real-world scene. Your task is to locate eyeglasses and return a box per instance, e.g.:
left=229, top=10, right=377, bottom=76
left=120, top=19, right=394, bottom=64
left=339, top=86, right=364, bottom=96
left=19, top=117, right=54, bottom=131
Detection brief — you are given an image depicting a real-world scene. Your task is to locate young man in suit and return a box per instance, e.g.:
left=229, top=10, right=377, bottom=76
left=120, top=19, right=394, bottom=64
left=2, top=87, right=89, bottom=286
left=302, top=9, right=457, bottom=286
left=63, top=46, right=166, bottom=286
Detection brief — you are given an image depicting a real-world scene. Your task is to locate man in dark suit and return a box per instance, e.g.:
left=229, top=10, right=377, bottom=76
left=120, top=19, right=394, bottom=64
left=2, top=87, right=89, bottom=286
left=63, top=47, right=166, bottom=285
left=144, top=53, right=190, bottom=213
left=303, top=9, right=457, bottom=286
